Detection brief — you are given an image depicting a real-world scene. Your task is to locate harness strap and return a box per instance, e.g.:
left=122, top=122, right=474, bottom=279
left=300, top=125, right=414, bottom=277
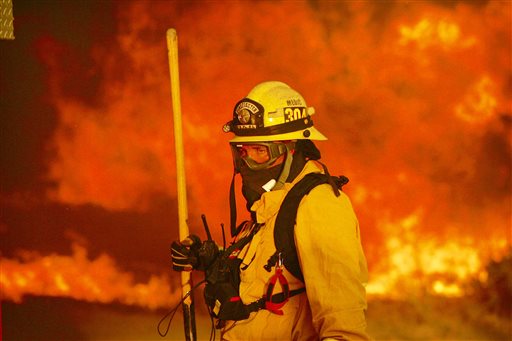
left=270, top=172, right=349, bottom=281
left=264, top=267, right=289, bottom=315
left=247, top=254, right=305, bottom=315
left=225, top=222, right=263, bottom=258
left=245, top=287, right=306, bottom=315
left=229, top=172, right=238, bottom=237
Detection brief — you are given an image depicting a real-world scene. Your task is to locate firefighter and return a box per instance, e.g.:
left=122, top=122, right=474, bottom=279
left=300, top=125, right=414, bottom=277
left=171, top=81, right=371, bottom=340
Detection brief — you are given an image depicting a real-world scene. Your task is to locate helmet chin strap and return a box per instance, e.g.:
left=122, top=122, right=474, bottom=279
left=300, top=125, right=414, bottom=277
left=229, top=170, right=238, bottom=237
left=272, top=144, right=294, bottom=191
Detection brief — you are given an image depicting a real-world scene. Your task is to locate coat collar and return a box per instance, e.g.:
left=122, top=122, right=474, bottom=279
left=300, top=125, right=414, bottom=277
left=250, top=160, right=325, bottom=223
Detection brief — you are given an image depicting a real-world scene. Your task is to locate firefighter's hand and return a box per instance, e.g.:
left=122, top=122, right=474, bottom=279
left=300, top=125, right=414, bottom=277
left=171, top=235, right=219, bottom=272
left=171, top=235, right=202, bottom=271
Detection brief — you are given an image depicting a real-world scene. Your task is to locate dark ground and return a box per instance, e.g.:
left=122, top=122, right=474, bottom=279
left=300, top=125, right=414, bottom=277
left=1, top=295, right=510, bottom=341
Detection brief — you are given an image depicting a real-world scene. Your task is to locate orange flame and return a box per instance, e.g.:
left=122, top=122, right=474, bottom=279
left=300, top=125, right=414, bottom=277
left=3, top=0, right=508, bottom=304
left=1, top=237, right=507, bottom=305
left=455, top=76, right=498, bottom=123
left=1, top=244, right=179, bottom=310
left=399, top=17, right=476, bottom=50
left=366, top=212, right=509, bottom=298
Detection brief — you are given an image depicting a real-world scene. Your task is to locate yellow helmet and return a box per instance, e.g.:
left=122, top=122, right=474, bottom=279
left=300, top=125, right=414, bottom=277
left=223, top=81, right=327, bottom=142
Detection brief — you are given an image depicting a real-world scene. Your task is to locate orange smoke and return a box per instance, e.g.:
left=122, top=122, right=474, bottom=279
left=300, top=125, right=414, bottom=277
left=3, top=0, right=508, bottom=305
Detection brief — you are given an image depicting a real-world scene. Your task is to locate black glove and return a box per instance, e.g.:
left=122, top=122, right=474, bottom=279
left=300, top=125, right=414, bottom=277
left=171, top=235, right=219, bottom=272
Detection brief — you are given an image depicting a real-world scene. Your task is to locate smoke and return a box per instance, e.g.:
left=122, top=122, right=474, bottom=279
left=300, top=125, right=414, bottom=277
left=46, top=0, right=510, bottom=225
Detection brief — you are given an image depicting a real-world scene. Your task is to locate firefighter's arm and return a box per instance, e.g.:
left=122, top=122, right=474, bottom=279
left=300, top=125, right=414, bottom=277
left=295, top=184, right=372, bottom=341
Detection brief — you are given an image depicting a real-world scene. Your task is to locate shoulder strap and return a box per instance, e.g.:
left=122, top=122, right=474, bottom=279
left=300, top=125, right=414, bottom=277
left=267, top=173, right=348, bottom=282
left=226, top=222, right=262, bottom=257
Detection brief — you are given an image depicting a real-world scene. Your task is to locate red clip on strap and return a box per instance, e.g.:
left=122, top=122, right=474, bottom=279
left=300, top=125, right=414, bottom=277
left=229, top=296, right=241, bottom=302
left=265, top=267, right=290, bottom=315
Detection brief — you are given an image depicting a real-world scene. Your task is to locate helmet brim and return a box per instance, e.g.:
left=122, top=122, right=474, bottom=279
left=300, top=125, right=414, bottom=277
left=229, top=126, right=327, bottom=143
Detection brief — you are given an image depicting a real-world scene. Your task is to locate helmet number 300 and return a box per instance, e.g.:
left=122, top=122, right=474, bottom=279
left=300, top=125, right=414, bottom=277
left=284, top=107, right=308, bottom=123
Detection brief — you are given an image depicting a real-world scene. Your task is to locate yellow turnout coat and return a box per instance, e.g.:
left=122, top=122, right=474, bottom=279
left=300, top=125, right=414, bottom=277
left=221, top=161, right=371, bottom=341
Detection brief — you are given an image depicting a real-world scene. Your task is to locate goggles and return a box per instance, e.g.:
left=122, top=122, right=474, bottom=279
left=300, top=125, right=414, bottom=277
left=230, top=142, right=291, bottom=172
